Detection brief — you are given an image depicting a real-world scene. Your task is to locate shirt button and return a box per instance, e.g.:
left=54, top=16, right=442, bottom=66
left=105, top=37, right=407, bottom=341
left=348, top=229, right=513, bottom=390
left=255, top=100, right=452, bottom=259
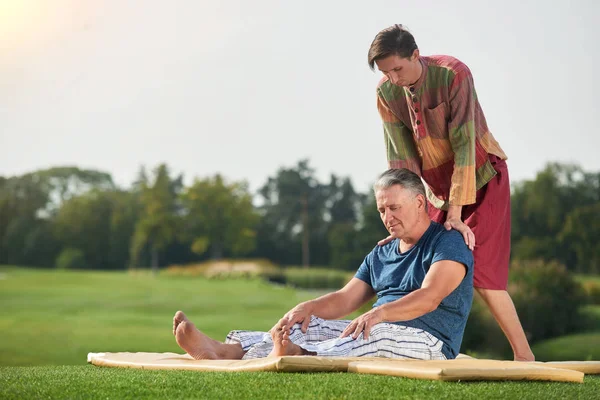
left=409, top=86, right=415, bottom=92
left=413, top=97, right=418, bottom=103
left=416, top=120, right=421, bottom=125
left=414, top=108, right=419, bottom=113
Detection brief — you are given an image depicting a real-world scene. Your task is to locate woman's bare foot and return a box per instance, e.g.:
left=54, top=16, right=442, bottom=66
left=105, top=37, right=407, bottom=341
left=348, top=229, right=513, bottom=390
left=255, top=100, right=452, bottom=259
left=268, top=326, right=313, bottom=357
left=174, top=312, right=244, bottom=360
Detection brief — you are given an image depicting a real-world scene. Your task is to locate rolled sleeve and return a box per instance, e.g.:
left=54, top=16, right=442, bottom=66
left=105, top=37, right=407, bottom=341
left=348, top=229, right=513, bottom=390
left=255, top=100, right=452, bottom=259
left=447, top=70, right=477, bottom=205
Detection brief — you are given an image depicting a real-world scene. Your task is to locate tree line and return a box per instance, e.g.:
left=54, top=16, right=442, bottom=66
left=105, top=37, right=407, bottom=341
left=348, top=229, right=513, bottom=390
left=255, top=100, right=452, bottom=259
left=1, top=160, right=598, bottom=274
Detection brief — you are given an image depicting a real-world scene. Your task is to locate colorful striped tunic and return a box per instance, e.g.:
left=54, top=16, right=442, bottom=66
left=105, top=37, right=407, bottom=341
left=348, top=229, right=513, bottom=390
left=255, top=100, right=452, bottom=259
left=376, top=55, right=507, bottom=207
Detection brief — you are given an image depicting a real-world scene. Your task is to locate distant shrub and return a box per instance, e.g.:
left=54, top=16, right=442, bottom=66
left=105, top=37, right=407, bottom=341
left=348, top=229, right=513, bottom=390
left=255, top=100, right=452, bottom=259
left=164, top=260, right=352, bottom=290
left=580, top=279, right=600, bottom=305
left=508, top=259, right=588, bottom=344
left=55, top=248, right=86, bottom=270
left=165, top=259, right=278, bottom=279
left=262, top=267, right=353, bottom=290
left=461, top=259, right=590, bottom=358
left=282, top=268, right=352, bottom=290
left=461, top=296, right=512, bottom=358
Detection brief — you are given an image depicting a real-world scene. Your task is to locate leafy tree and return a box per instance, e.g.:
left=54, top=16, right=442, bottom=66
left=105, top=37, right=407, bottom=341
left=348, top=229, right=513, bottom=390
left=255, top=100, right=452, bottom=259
left=29, top=167, right=115, bottom=217
left=511, top=162, right=600, bottom=272
left=56, top=248, right=86, bottom=270
left=180, top=174, right=259, bottom=259
left=130, top=164, right=182, bottom=274
left=0, top=175, right=51, bottom=265
left=559, top=203, right=600, bottom=274
left=0, top=167, right=115, bottom=267
left=326, top=177, right=372, bottom=270
left=327, top=176, right=362, bottom=225
left=509, top=259, right=588, bottom=343
left=53, top=189, right=139, bottom=270
left=106, top=190, right=141, bottom=269
left=257, top=160, right=328, bottom=267
left=53, top=191, right=112, bottom=269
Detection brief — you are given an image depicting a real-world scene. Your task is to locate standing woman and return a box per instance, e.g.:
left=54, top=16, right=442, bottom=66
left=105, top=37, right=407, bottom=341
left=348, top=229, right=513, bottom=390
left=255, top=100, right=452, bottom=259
left=368, top=24, right=534, bottom=361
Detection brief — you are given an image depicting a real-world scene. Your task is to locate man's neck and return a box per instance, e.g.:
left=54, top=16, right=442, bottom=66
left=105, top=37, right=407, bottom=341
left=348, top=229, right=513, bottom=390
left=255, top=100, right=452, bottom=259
left=399, top=219, right=431, bottom=252
left=408, top=58, right=423, bottom=87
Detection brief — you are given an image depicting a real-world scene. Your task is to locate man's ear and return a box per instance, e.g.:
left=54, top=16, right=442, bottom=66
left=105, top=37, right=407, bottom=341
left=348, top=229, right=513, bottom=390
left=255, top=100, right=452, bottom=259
left=416, top=193, right=426, bottom=210
left=411, top=49, right=420, bottom=61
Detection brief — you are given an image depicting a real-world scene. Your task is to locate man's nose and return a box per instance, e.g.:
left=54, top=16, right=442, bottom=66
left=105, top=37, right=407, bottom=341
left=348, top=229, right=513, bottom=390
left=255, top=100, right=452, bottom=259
left=384, top=210, right=393, bottom=224
left=389, top=72, right=399, bottom=85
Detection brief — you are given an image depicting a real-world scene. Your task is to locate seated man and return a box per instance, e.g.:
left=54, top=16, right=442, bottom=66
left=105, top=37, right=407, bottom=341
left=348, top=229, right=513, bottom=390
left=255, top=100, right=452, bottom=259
left=173, top=168, right=474, bottom=361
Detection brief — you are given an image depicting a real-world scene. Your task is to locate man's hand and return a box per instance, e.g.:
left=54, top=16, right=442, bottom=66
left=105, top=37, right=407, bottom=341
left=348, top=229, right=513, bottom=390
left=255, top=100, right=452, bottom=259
left=271, top=301, right=314, bottom=335
left=269, top=317, right=289, bottom=335
left=443, top=217, right=475, bottom=251
left=444, top=205, right=474, bottom=251
left=377, top=235, right=394, bottom=246
left=340, top=307, right=384, bottom=340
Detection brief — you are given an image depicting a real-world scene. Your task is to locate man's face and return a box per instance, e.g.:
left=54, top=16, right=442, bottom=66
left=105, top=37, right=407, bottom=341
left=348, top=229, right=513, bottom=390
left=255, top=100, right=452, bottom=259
left=376, top=185, right=422, bottom=239
left=375, top=51, right=421, bottom=87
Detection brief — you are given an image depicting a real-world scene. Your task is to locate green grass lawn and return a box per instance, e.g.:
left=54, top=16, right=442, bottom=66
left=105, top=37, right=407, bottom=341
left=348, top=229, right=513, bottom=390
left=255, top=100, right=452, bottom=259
left=532, top=332, right=600, bottom=361
left=1, top=265, right=599, bottom=399
left=528, top=304, right=600, bottom=362
left=1, top=366, right=599, bottom=400
left=0, top=266, right=318, bottom=366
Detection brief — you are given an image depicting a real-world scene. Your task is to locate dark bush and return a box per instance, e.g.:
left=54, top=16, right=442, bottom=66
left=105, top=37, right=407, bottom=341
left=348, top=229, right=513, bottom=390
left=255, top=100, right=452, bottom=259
left=461, top=296, right=512, bottom=358
left=283, top=268, right=352, bottom=290
left=581, top=279, right=600, bottom=305
left=263, top=267, right=352, bottom=290
left=461, top=259, right=589, bottom=358
left=55, top=248, right=86, bottom=270
left=508, top=259, right=588, bottom=344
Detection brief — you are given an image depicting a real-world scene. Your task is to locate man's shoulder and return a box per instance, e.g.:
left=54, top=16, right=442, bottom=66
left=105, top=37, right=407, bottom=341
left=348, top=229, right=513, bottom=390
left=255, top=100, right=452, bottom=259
left=427, top=223, right=474, bottom=268
left=376, top=76, right=399, bottom=97
left=376, top=77, right=406, bottom=105
left=426, top=222, right=467, bottom=248
left=376, top=75, right=390, bottom=89
left=423, top=55, right=472, bottom=77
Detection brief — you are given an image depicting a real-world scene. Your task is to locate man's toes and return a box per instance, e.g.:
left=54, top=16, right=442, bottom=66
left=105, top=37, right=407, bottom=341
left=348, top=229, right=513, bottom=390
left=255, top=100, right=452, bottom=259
left=174, top=311, right=188, bottom=323
left=173, top=311, right=190, bottom=333
left=181, top=320, right=197, bottom=335
left=175, top=322, right=196, bottom=349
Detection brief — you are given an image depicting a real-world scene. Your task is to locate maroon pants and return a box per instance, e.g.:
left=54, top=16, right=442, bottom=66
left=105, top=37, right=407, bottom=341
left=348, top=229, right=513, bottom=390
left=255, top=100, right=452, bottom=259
left=428, top=155, right=511, bottom=290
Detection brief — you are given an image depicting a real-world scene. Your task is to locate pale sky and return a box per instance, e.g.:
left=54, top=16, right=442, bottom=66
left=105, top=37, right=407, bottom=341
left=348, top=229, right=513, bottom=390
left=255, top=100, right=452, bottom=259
left=1, top=0, right=599, bottom=194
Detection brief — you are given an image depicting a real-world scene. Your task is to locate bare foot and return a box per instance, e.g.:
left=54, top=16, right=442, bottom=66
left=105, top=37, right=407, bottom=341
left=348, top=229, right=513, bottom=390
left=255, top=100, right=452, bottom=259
left=174, top=313, right=244, bottom=360
left=173, top=310, right=189, bottom=335
left=268, top=327, right=312, bottom=357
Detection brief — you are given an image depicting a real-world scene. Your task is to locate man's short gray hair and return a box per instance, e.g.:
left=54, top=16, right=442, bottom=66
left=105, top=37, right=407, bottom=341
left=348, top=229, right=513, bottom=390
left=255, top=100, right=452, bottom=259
left=373, top=169, right=427, bottom=208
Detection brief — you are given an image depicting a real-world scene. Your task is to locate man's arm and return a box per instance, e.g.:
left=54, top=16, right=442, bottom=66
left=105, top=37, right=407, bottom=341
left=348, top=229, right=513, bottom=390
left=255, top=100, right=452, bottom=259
left=341, top=259, right=467, bottom=339
left=377, top=93, right=421, bottom=173
left=275, top=278, right=375, bottom=334
left=447, top=68, right=478, bottom=207
left=442, top=69, right=479, bottom=250
left=378, top=259, right=466, bottom=321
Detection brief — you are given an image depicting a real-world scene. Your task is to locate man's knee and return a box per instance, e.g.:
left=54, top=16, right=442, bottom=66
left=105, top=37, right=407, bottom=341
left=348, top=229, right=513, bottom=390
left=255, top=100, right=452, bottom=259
left=365, top=323, right=393, bottom=339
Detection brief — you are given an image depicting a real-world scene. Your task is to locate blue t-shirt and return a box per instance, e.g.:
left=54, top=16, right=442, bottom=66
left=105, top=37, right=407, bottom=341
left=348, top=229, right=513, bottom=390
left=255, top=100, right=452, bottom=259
left=354, top=221, right=474, bottom=359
